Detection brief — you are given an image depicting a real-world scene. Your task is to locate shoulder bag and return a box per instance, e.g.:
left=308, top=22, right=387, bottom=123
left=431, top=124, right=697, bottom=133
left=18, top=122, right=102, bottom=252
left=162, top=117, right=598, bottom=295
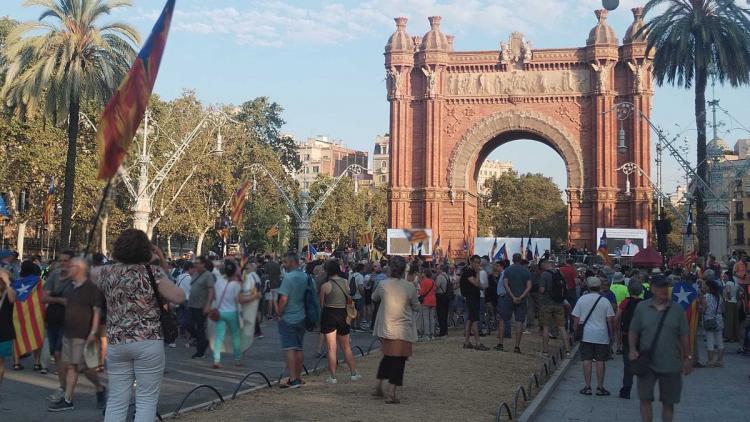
left=574, top=296, right=604, bottom=342
left=418, top=279, right=435, bottom=304
left=145, top=265, right=179, bottom=344
left=208, top=283, right=229, bottom=322
left=332, top=278, right=358, bottom=325
left=703, top=296, right=720, bottom=331
left=630, top=304, right=670, bottom=377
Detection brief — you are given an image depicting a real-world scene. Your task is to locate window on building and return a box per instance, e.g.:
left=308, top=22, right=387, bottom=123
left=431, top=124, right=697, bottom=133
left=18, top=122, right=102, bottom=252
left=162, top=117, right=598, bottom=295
left=736, top=200, right=744, bottom=220
left=313, top=166, right=319, bottom=173
left=303, top=182, right=309, bottom=189
left=304, top=154, right=310, bottom=161
left=380, top=175, right=386, bottom=183
left=380, top=161, right=387, bottom=169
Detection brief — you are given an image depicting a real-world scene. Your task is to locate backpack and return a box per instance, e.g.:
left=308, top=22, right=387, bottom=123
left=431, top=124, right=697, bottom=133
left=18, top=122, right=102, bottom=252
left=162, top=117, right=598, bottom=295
left=349, top=273, right=359, bottom=296
left=304, top=275, right=321, bottom=332
left=545, top=269, right=566, bottom=303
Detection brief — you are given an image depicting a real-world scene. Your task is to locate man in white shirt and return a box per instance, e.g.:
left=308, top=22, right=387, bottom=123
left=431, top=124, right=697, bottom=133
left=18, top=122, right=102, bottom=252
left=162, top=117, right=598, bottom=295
left=571, top=276, right=615, bottom=396
left=621, top=239, right=640, bottom=257
left=176, top=262, right=193, bottom=302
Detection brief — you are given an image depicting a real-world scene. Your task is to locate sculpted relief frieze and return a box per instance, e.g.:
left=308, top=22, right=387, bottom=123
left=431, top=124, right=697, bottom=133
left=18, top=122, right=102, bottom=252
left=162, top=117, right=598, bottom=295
left=444, top=69, right=590, bottom=97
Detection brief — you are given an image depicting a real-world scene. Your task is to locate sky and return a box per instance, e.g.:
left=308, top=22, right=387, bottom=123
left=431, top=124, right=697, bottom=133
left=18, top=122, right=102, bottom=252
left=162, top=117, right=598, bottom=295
left=5, top=0, right=750, bottom=195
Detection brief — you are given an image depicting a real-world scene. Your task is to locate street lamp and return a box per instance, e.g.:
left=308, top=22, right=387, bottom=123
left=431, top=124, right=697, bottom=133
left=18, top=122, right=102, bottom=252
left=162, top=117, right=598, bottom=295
left=602, top=0, right=620, bottom=11
left=528, top=217, right=534, bottom=236
left=246, top=163, right=366, bottom=254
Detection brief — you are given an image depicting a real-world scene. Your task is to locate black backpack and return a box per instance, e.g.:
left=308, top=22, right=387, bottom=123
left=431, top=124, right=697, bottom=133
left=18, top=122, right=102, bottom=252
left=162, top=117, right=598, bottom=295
left=545, top=269, right=566, bottom=303
left=620, top=297, right=642, bottom=334
left=349, top=273, right=359, bottom=296
left=438, top=273, right=455, bottom=300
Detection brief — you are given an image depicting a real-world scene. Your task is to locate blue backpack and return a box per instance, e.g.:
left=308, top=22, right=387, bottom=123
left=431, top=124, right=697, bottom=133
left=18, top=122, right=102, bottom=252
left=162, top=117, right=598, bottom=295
left=304, top=275, right=321, bottom=332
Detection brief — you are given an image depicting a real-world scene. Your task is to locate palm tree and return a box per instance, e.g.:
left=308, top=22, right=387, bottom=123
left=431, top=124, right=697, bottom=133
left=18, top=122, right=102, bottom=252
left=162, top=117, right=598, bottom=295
left=1, top=0, right=139, bottom=248
left=639, top=0, right=750, bottom=255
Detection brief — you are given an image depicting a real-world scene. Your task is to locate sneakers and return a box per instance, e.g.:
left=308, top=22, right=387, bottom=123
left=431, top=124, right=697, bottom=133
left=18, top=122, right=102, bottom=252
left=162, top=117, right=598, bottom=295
left=96, top=388, right=107, bottom=410
left=474, top=344, right=490, bottom=351
left=325, top=376, right=338, bottom=384
left=191, top=353, right=205, bottom=359
left=494, top=344, right=504, bottom=351
left=167, top=343, right=177, bottom=348
left=48, top=398, right=74, bottom=412
left=513, top=347, right=522, bottom=354
left=48, top=387, right=65, bottom=402
left=463, top=343, right=474, bottom=350
left=351, top=372, right=363, bottom=381
left=280, top=379, right=303, bottom=389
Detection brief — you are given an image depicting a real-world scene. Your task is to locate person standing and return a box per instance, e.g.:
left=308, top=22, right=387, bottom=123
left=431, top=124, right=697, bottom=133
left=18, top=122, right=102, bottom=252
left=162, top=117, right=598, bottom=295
left=48, top=258, right=106, bottom=412
left=188, top=257, right=215, bottom=359
left=98, top=229, right=185, bottom=422
left=417, top=268, right=437, bottom=341
left=318, top=260, right=361, bottom=384
left=264, top=256, right=282, bottom=319
left=702, top=280, right=725, bottom=367
left=722, top=270, right=740, bottom=343
left=0, top=269, right=17, bottom=399
left=277, top=253, right=310, bottom=389
left=560, top=258, right=578, bottom=308
left=615, top=282, right=643, bottom=399
left=372, top=256, right=419, bottom=404
left=571, top=276, right=615, bottom=396
left=498, top=253, right=532, bottom=353
left=350, top=263, right=365, bottom=331
left=434, top=264, right=452, bottom=337
left=42, top=250, right=74, bottom=401
left=209, top=261, right=244, bottom=369
left=461, top=256, right=488, bottom=350
left=629, top=276, right=692, bottom=422
left=538, top=261, right=570, bottom=357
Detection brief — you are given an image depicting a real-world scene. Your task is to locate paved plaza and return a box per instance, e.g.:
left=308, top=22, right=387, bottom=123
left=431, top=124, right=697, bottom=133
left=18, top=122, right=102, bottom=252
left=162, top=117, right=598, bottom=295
left=535, top=349, right=750, bottom=422
left=0, top=321, right=376, bottom=422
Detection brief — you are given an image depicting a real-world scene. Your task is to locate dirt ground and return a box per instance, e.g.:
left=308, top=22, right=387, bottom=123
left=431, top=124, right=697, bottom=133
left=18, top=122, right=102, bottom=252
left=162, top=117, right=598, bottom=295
left=178, top=328, right=565, bottom=422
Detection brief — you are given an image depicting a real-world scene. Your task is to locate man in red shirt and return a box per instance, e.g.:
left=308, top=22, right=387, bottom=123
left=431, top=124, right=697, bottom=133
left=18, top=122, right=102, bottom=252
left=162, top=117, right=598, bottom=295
left=560, top=258, right=578, bottom=305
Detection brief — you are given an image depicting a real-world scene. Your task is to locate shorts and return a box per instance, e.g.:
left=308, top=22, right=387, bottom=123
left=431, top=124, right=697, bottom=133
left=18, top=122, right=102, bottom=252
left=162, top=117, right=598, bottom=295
left=465, top=298, right=481, bottom=322
left=270, top=289, right=280, bottom=302
left=279, top=320, right=306, bottom=351
left=0, top=340, right=12, bottom=358
left=47, top=325, right=65, bottom=353
left=498, top=296, right=527, bottom=322
left=62, top=337, right=87, bottom=366
left=364, top=289, right=373, bottom=306
left=321, top=307, right=351, bottom=336
left=354, top=298, right=364, bottom=313
left=540, top=304, right=566, bottom=328
left=637, top=371, right=682, bottom=405
left=580, top=341, right=611, bottom=362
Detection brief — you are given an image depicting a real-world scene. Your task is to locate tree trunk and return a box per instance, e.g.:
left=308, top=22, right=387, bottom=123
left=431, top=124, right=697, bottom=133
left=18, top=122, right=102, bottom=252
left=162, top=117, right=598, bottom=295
left=166, top=235, right=173, bottom=259
left=60, top=97, right=80, bottom=249
left=196, top=227, right=209, bottom=256
left=16, top=220, right=26, bottom=259
left=694, top=63, right=708, bottom=255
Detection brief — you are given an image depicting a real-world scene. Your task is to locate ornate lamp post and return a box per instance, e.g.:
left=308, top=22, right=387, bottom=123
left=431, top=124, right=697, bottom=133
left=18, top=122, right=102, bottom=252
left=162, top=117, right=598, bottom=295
left=246, top=163, right=366, bottom=253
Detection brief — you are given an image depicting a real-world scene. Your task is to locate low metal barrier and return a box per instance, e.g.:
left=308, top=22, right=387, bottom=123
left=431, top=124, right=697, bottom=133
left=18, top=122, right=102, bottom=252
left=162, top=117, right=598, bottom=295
left=231, top=371, right=272, bottom=399
left=174, top=385, right=225, bottom=416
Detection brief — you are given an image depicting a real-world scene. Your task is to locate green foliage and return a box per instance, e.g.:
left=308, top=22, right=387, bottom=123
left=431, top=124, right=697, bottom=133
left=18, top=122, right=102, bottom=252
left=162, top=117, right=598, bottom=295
left=477, top=170, right=567, bottom=247
left=236, top=97, right=302, bottom=173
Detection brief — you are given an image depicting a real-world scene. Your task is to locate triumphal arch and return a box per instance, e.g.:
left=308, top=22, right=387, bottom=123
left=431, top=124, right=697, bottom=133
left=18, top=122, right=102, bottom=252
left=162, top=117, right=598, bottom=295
left=385, top=9, right=654, bottom=250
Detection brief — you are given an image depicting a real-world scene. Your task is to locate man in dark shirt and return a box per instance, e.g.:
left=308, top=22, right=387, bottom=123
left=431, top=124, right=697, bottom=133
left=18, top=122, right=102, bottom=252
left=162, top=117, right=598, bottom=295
left=264, top=257, right=282, bottom=319
left=48, top=258, right=105, bottom=413
left=500, top=253, right=532, bottom=353
left=0, top=268, right=17, bottom=394
left=462, top=255, right=488, bottom=350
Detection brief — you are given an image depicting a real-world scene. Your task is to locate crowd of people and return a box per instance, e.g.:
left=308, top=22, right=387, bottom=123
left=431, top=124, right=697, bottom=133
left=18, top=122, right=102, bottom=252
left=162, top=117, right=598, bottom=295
left=0, top=233, right=748, bottom=421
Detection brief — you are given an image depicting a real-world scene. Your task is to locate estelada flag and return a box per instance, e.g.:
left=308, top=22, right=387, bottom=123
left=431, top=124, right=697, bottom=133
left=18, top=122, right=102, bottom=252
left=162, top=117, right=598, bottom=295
left=403, top=228, right=428, bottom=244
left=230, top=180, right=251, bottom=225
left=672, top=282, right=699, bottom=354
left=597, top=229, right=610, bottom=264
left=97, top=0, right=176, bottom=179
left=266, top=224, right=280, bottom=239
left=42, top=176, right=55, bottom=225
left=11, top=275, right=45, bottom=355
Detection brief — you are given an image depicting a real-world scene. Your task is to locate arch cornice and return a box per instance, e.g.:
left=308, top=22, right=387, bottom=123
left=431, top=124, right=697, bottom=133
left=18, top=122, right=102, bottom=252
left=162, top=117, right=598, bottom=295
left=447, top=110, right=585, bottom=194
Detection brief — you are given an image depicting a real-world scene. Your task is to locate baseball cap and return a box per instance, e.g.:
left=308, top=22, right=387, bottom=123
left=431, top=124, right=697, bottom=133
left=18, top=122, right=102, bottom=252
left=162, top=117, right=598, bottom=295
left=586, top=276, right=602, bottom=288
left=650, top=274, right=668, bottom=288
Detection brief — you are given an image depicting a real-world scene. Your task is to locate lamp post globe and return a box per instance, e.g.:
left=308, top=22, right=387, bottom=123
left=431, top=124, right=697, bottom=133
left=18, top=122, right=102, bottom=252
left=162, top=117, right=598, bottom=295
left=602, top=0, right=619, bottom=11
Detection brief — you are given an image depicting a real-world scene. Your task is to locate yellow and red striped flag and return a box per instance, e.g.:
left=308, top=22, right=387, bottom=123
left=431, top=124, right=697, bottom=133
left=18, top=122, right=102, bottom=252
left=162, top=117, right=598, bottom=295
left=266, top=224, right=280, bottom=239
left=403, top=228, right=428, bottom=244
left=11, top=275, right=46, bottom=355
left=97, top=0, right=176, bottom=179
left=42, top=176, right=55, bottom=226
left=230, top=180, right=251, bottom=225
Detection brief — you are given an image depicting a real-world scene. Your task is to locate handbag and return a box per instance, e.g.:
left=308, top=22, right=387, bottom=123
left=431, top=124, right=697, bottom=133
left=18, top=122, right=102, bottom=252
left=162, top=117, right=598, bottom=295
left=418, top=280, right=435, bottom=304
left=574, top=296, right=603, bottom=342
left=630, top=305, right=670, bottom=377
left=703, top=296, right=720, bottom=331
left=332, top=278, right=357, bottom=325
left=145, top=265, right=179, bottom=344
left=208, top=284, right=229, bottom=322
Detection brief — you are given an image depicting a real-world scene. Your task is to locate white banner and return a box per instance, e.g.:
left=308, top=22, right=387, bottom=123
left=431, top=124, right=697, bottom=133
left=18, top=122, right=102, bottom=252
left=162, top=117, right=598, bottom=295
left=474, top=237, right=551, bottom=259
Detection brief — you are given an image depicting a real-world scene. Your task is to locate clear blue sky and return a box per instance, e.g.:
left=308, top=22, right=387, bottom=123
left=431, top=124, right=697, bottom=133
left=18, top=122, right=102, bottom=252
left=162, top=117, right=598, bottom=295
left=5, top=0, right=750, bottom=194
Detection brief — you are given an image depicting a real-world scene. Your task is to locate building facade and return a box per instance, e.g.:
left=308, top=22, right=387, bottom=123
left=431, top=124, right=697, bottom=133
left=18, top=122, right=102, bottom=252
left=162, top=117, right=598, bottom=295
left=477, top=159, right=513, bottom=193
left=373, top=134, right=390, bottom=187
left=295, top=136, right=370, bottom=190
left=707, top=138, right=749, bottom=257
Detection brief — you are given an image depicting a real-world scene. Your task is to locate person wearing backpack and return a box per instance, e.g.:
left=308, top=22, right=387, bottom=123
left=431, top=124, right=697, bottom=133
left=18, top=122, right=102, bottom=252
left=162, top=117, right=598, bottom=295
left=349, top=264, right=365, bottom=331
left=434, top=264, right=452, bottom=337
left=538, top=261, right=570, bottom=357
left=614, top=282, right=643, bottom=399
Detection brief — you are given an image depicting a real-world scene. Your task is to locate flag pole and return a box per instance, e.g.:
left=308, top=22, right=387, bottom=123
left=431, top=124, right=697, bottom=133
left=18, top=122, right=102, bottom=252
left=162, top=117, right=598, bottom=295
left=84, top=178, right=113, bottom=258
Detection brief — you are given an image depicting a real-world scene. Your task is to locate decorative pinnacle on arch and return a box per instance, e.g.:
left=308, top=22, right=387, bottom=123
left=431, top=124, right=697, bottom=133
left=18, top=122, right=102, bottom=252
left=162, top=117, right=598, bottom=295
left=595, top=9, right=608, bottom=23
left=632, top=7, right=644, bottom=21
left=428, top=16, right=442, bottom=29
left=395, top=16, right=408, bottom=29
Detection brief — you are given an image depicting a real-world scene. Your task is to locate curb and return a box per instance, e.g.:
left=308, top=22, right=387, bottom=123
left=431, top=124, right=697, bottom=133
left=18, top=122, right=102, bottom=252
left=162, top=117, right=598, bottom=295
left=517, top=342, right=580, bottom=422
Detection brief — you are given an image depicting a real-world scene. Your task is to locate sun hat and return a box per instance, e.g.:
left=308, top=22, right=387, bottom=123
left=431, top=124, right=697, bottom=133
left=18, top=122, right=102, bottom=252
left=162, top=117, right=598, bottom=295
left=586, top=276, right=602, bottom=288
